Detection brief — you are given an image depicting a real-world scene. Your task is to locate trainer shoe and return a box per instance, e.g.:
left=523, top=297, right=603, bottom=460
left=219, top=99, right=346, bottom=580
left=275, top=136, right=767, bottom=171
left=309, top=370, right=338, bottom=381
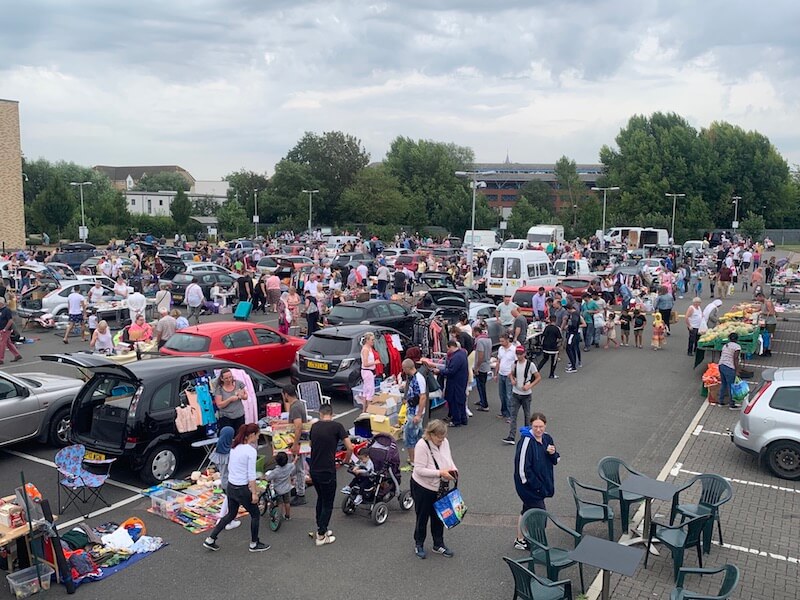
left=340, top=486, right=351, bottom=495
left=316, top=533, right=336, bottom=546
left=432, top=545, right=454, bottom=557
left=290, top=495, right=307, bottom=506
left=565, top=368, right=577, bottom=373
left=308, top=530, right=333, bottom=538
left=502, top=436, right=516, bottom=445
left=249, top=541, right=270, bottom=552
left=466, top=408, right=473, bottom=417
left=549, top=374, right=559, bottom=379
left=203, top=537, right=220, bottom=551
left=513, top=538, right=530, bottom=551
left=353, top=494, right=363, bottom=505
left=729, top=404, right=741, bottom=411
left=476, top=406, right=490, bottom=412
left=225, top=519, right=241, bottom=530
left=415, top=545, right=427, bottom=559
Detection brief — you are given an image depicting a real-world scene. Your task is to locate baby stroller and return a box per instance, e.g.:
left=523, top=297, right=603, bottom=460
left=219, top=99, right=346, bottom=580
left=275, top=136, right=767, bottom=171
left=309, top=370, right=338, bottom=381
left=341, top=433, right=414, bottom=525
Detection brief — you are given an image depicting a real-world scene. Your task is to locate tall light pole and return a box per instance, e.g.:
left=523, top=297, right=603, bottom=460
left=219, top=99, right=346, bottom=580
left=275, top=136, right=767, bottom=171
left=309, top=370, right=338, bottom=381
left=665, top=192, right=686, bottom=242
left=455, top=169, right=495, bottom=266
left=253, top=188, right=260, bottom=238
left=301, top=189, right=319, bottom=233
left=591, top=186, right=620, bottom=248
left=731, top=195, right=741, bottom=231
left=70, top=181, right=93, bottom=242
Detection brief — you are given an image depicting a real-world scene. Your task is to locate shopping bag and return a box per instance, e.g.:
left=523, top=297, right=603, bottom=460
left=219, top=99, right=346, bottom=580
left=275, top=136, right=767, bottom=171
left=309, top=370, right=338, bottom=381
left=669, top=310, right=678, bottom=325
left=731, top=377, right=749, bottom=402
left=434, top=486, right=467, bottom=529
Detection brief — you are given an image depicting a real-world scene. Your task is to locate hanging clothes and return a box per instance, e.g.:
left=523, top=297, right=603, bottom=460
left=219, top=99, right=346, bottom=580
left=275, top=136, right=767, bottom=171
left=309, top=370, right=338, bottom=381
left=230, top=368, right=258, bottom=424
left=430, top=320, right=443, bottom=354
left=383, top=333, right=402, bottom=377
left=194, top=383, right=217, bottom=425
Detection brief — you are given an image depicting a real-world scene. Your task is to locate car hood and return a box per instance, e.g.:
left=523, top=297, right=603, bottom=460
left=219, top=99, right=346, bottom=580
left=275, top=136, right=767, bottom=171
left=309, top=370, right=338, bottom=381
left=12, top=371, right=86, bottom=390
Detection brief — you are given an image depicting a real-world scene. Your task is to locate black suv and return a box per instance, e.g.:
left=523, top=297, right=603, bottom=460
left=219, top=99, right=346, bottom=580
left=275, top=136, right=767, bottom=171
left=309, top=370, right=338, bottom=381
left=47, top=354, right=282, bottom=484
left=331, top=252, right=374, bottom=276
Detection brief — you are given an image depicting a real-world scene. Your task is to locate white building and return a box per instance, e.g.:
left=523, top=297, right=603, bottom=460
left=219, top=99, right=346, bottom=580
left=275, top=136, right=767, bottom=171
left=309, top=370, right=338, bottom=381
left=125, top=180, right=230, bottom=217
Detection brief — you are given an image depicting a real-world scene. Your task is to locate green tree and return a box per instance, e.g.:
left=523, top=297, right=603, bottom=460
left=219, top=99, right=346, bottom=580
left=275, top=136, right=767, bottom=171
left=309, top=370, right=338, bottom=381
left=30, top=178, right=75, bottom=239
left=216, top=197, right=248, bottom=238
left=94, top=189, right=131, bottom=231
left=261, top=160, right=320, bottom=229
left=134, top=171, right=190, bottom=192
left=339, top=166, right=409, bottom=225
left=517, top=179, right=555, bottom=216
left=507, top=196, right=552, bottom=238
left=285, top=131, right=370, bottom=221
left=739, top=211, right=766, bottom=241
left=224, top=169, right=270, bottom=216
left=170, top=188, right=192, bottom=231
left=192, top=196, right=218, bottom=217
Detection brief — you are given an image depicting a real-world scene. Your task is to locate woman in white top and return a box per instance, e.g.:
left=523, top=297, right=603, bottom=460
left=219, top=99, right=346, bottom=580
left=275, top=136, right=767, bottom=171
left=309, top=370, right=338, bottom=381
left=113, top=276, right=129, bottom=299
left=90, top=320, right=114, bottom=353
left=360, top=332, right=377, bottom=409
left=203, top=423, right=269, bottom=553
left=88, top=282, right=106, bottom=304
left=154, top=283, right=171, bottom=313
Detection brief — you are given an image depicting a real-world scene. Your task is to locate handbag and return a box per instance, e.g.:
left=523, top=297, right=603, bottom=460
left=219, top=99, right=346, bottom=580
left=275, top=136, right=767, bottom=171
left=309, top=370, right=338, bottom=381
left=424, top=441, right=467, bottom=529
left=669, top=310, right=678, bottom=324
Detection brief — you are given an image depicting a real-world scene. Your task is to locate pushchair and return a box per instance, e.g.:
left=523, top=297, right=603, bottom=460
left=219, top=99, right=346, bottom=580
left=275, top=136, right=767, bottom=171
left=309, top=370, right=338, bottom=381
left=341, top=433, right=414, bottom=525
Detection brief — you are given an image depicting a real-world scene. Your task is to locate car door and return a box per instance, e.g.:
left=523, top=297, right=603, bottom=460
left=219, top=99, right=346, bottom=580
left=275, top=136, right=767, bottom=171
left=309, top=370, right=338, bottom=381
left=141, top=380, right=185, bottom=443
left=386, top=301, right=415, bottom=337
left=370, top=303, right=394, bottom=328
left=251, top=327, right=291, bottom=372
left=219, top=329, right=257, bottom=366
left=0, top=375, right=42, bottom=446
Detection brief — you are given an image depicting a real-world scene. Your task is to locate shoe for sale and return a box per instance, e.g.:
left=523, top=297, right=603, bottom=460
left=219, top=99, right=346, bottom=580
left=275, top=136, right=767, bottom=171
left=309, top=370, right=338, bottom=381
left=316, top=533, right=336, bottom=546
left=203, top=538, right=220, bottom=551
left=225, top=519, right=241, bottom=530
left=432, top=545, right=454, bottom=558
left=290, top=495, right=307, bottom=506
left=502, top=436, right=516, bottom=445
left=513, top=538, right=530, bottom=551
left=415, top=545, right=427, bottom=559
left=249, top=541, right=270, bottom=552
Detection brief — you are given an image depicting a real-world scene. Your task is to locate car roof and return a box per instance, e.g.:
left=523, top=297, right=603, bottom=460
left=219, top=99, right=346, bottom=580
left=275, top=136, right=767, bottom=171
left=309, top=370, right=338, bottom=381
left=312, top=324, right=395, bottom=336
left=173, top=321, right=267, bottom=336
left=120, top=356, right=239, bottom=377
left=334, top=300, right=397, bottom=308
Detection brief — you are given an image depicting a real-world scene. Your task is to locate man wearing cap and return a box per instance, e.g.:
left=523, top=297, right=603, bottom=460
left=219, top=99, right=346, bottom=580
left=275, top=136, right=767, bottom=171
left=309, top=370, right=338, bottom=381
left=0, top=297, right=22, bottom=364
left=503, top=345, right=541, bottom=445
left=154, top=307, right=177, bottom=349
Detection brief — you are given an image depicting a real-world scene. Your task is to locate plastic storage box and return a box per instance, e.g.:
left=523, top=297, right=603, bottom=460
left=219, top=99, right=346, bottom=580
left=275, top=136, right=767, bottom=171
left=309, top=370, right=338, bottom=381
left=150, top=489, right=187, bottom=518
left=6, top=564, right=54, bottom=599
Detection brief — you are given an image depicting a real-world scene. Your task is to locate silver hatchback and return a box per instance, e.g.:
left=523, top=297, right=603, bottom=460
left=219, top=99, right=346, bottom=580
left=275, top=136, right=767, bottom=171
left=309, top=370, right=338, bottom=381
left=731, top=367, right=800, bottom=480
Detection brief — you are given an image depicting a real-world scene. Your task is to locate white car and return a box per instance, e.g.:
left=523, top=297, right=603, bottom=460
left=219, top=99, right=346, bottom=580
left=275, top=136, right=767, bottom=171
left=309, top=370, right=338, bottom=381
left=637, top=258, right=667, bottom=277
left=256, top=255, right=284, bottom=276
left=17, top=280, right=117, bottom=317
left=381, top=248, right=411, bottom=268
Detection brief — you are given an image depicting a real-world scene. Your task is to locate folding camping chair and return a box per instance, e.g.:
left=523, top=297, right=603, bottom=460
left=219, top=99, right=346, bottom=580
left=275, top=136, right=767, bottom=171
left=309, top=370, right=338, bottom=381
left=296, top=381, right=331, bottom=416
left=54, top=444, right=116, bottom=517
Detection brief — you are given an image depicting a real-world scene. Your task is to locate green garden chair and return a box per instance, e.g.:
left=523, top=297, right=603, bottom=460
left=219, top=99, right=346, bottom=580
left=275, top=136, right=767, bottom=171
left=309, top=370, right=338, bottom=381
left=502, top=557, right=573, bottom=600
left=644, top=514, right=712, bottom=581
left=520, top=509, right=584, bottom=594
left=669, top=474, right=733, bottom=554
left=670, top=565, right=740, bottom=600
left=567, top=476, right=614, bottom=541
left=597, top=456, right=644, bottom=534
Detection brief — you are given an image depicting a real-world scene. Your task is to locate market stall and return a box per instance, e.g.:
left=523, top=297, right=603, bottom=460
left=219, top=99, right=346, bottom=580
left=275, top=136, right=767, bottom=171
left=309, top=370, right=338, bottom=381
left=694, top=303, right=762, bottom=369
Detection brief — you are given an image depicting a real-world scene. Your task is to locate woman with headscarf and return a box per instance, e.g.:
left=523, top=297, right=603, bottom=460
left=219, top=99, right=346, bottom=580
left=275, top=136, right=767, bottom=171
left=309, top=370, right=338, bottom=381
left=277, top=291, right=291, bottom=335
left=210, top=426, right=241, bottom=531
left=701, top=299, right=723, bottom=333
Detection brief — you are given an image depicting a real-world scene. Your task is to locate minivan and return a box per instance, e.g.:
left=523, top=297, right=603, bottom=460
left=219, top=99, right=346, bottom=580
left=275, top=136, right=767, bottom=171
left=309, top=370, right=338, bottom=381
left=486, top=250, right=557, bottom=300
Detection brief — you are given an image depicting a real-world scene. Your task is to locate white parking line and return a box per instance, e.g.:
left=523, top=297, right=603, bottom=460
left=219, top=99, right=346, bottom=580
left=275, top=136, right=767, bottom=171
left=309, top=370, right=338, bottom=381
left=691, top=426, right=726, bottom=436
left=678, top=468, right=800, bottom=495
left=334, top=407, right=360, bottom=420
left=59, top=492, right=144, bottom=530
left=710, top=540, right=800, bottom=564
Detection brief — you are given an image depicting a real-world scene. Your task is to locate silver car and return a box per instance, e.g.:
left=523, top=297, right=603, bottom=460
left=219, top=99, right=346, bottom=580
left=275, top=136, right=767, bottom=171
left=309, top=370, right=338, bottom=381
left=0, top=367, right=86, bottom=447
left=17, top=280, right=116, bottom=318
left=731, top=367, right=800, bottom=480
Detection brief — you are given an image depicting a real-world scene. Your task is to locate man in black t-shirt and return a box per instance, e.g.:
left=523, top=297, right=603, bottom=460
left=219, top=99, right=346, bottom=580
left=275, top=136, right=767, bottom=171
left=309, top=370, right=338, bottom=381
left=308, top=404, right=352, bottom=546
left=237, top=273, right=253, bottom=303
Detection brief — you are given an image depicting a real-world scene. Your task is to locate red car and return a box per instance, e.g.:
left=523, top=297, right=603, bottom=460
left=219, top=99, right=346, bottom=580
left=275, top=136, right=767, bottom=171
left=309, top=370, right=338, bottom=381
left=560, top=276, right=596, bottom=300
left=160, top=322, right=305, bottom=375
left=394, top=254, right=424, bottom=272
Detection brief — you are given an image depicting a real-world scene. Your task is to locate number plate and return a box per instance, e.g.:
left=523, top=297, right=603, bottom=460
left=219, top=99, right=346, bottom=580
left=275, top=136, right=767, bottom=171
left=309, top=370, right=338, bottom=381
left=84, top=451, right=106, bottom=461
left=306, top=360, right=329, bottom=371
left=172, top=294, right=183, bottom=301
left=489, top=282, right=502, bottom=287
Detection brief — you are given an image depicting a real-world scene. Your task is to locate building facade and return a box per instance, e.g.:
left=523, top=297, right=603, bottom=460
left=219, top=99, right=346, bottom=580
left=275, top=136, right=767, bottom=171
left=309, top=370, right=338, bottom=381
left=93, top=165, right=196, bottom=191
left=473, top=161, right=604, bottom=218
left=125, top=181, right=229, bottom=217
left=0, top=99, right=25, bottom=250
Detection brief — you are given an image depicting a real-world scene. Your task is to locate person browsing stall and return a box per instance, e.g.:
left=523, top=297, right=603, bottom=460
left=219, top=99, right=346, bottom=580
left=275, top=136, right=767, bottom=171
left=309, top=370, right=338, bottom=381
left=213, top=368, right=247, bottom=432
left=283, top=384, right=308, bottom=507
left=401, top=358, right=428, bottom=465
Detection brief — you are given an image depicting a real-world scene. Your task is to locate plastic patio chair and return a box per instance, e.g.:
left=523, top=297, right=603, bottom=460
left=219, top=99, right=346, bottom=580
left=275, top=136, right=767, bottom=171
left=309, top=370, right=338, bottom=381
left=296, top=380, right=331, bottom=414
left=567, top=476, right=615, bottom=541
left=597, top=456, right=645, bottom=533
left=669, top=474, right=733, bottom=554
left=520, top=508, right=585, bottom=594
left=54, top=444, right=116, bottom=517
left=644, top=514, right=712, bottom=581
left=502, top=557, right=573, bottom=600
left=670, top=565, right=740, bottom=600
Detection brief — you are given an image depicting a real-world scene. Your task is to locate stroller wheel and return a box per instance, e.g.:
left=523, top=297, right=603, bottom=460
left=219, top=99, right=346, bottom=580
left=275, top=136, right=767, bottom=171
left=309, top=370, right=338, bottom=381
left=341, top=496, right=356, bottom=515
left=268, top=506, right=282, bottom=532
left=399, top=490, right=414, bottom=511
left=371, top=502, right=389, bottom=526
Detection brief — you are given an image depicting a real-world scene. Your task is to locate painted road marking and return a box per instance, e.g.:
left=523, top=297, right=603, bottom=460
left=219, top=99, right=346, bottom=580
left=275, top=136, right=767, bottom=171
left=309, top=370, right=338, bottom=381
left=679, top=468, right=800, bottom=495
left=59, top=493, right=145, bottom=530
left=711, top=540, right=800, bottom=564
left=692, top=425, right=726, bottom=436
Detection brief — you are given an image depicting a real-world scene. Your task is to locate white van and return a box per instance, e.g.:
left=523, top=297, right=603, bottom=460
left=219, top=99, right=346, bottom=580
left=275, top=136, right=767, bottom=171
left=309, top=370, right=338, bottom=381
left=605, top=227, right=669, bottom=248
left=486, top=250, right=557, bottom=300
left=526, top=225, right=565, bottom=246
left=552, top=258, right=592, bottom=278
left=501, top=239, right=528, bottom=250
left=464, top=229, right=501, bottom=253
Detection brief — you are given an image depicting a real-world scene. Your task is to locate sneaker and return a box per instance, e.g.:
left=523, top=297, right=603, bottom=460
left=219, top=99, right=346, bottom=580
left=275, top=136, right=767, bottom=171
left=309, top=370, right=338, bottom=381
left=249, top=542, right=270, bottom=552
left=283, top=515, right=291, bottom=521
left=513, top=538, right=530, bottom=551
left=432, top=545, right=454, bottom=558
left=203, top=538, right=220, bottom=551
left=316, top=533, right=336, bottom=546
left=466, top=408, right=473, bottom=417
left=549, top=374, right=559, bottom=379
left=502, top=436, right=516, bottom=445
left=729, top=404, right=741, bottom=411
left=415, top=545, right=427, bottom=559
left=341, top=486, right=351, bottom=495
left=565, top=368, right=577, bottom=373
left=11, top=356, right=22, bottom=362
left=473, top=401, right=484, bottom=407
left=353, top=494, right=363, bottom=505
left=290, top=495, right=307, bottom=506
left=225, top=519, right=241, bottom=530
left=577, top=361, right=582, bottom=368
left=308, top=530, right=333, bottom=538
left=476, top=406, right=490, bottom=412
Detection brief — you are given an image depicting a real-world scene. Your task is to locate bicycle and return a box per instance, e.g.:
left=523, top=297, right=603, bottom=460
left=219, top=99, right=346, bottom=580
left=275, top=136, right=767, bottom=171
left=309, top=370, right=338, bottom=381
left=257, top=480, right=282, bottom=532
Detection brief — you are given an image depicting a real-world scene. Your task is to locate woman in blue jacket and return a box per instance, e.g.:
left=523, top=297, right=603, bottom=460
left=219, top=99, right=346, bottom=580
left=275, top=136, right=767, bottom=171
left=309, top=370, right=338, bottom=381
left=513, top=412, right=560, bottom=550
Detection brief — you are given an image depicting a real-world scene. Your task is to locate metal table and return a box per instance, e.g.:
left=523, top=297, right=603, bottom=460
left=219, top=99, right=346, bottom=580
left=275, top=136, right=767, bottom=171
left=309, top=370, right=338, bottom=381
left=568, top=535, right=644, bottom=600
left=619, top=474, right=679, bottom=555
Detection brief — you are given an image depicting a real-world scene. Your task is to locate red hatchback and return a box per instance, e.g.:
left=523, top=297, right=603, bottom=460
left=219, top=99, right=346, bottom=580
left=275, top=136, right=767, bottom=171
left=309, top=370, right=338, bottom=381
left=160, top=322, right=305, bottom=375
left=560, top=276, right=596, bottom=300
left=394, top=254, right=423, bottom=272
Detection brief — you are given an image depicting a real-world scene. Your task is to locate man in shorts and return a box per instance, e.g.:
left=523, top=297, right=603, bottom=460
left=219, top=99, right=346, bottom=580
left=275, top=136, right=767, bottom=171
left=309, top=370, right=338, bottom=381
left=63, top=288, right=86, bottom=343
left=401, top=358, right=427, bottom=466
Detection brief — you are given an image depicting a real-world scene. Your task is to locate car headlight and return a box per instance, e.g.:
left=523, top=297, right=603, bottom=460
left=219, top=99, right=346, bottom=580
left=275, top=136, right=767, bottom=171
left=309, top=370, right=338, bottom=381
left=339, top=358, right=354, bottom=370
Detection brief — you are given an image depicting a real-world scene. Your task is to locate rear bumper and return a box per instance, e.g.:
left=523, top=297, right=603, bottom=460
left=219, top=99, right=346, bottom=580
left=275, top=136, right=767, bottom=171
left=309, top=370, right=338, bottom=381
left=730, top=423, right=760, bottom=457
left=290, top=366, right=359, bottom=396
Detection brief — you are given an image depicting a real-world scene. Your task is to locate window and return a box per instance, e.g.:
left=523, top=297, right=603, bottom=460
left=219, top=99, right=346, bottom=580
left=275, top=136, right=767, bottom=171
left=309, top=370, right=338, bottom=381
left=159, top=199, right=163, bottom=206
left=222, top=330, right=253, bottom=349
left=131, top=199, right=136, bottom=205
left=163, top=333, right=210, bottom=353
left=303, top=335, right=353, bottom=355
left=147, top=199, right=152, bottom=214
left=0, top=379, right=18, bottom=400
left=149, top=383, right=176, bottom=412
left=329, top=305, right=366, bottom=321
left=769, top=387, right=800, bottom=414
left=254, top=328, right=281, bottom=345
left=527, top=264, right=537, bottom=278
left=372, top=303, right=392, bottom=318
left=506, top=257, right=521, bottom=278
left=386, top=303, right=407, bottom=317
left=490, top=257, right=505, bottom=278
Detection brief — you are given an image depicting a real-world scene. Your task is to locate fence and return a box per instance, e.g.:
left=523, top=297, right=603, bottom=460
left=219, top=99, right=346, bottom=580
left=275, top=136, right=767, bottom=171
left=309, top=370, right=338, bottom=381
left=765, top=229, right=800, bottom=244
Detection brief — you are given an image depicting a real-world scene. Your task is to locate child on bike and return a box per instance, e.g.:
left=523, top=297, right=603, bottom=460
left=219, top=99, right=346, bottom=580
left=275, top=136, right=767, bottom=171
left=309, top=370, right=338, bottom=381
left=265, top=451, right=296, bottom=520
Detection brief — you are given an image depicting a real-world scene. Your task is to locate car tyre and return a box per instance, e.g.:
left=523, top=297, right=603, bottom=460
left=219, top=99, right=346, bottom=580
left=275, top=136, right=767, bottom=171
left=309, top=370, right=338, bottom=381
left=766, top=441, right=800, bottom=480
left=141, top=444, right=179, bottom=484
left=48, top=406, right=72, bottom=447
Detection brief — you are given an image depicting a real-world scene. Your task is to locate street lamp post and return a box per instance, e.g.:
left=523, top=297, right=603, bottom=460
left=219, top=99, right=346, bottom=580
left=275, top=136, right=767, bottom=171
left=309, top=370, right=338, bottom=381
left=731, top=195, right=741, bottom=231
left=591, top=186, right=620, bottom=248
left=665, top=192, right=686, bottom=242
left=301, top=189, right=319, bottom=234
left=253, top=189, right=260, bottom=238
left=70, top=181, right=93, bottom=242
left=455, top=170, right=495, bottom=267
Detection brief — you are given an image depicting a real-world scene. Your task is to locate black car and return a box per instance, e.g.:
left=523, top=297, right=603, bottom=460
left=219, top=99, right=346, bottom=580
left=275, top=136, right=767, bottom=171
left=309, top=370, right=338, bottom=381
left=458, top=286, right=492, bottom=304
left=47, top=354, right=282, bottom=484
left=331, top=252, right=374, bottom=275
left=51, top=248, right=101, bottom=271
left=290, top=324, right=409, bottom=399
left=326, top=300, right=419, bottom=338
left=170, top=272, right=238, bottom=304
left=416, top=288, right=469, bottom=318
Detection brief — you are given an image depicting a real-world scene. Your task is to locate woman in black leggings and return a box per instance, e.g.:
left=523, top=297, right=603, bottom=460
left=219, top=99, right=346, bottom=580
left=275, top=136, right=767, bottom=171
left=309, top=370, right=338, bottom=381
left=537, top=315, right=562, bottom=379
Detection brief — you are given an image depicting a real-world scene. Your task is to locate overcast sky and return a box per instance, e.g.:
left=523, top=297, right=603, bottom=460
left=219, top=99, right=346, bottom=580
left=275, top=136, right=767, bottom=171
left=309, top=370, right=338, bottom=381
left=2, top=0, right=799, bottom=180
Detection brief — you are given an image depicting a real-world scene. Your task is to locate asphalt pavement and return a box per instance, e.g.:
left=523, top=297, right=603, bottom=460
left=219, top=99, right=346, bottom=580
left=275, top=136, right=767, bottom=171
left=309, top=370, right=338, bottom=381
left=0, top=293, right=759, bottom=600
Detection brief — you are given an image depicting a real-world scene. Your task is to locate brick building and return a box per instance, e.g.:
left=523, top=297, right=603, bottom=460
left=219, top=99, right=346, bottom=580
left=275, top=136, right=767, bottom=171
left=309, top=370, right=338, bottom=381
left=0, top=99, right=25, bottom=250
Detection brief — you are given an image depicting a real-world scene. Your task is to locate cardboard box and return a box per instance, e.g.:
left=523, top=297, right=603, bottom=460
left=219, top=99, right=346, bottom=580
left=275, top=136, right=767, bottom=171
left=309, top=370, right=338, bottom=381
left=0, top=504, right=24, bottom=528
left=369, top=414, right=394, bottom=434
left=367, top=402, right=398, bottom=417
left=371, top=392, right=401, bottom=407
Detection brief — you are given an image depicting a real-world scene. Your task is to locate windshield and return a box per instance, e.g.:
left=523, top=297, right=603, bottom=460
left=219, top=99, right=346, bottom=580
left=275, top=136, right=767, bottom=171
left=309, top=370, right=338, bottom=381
left=526, top=233, right=551, bottom=243
left=164, top=333, right=211, bottom=352
left=328, top=305, right=367, bottom=321
left=303, top=335, right=354, bottom=356
left=172, top=274, right=193, bottom=285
